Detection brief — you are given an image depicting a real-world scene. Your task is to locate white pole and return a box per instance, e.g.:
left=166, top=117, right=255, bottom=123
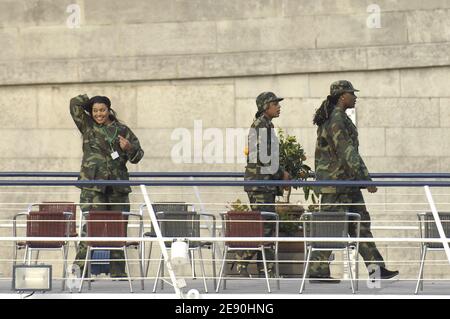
left=190, top=176, right=222, bottom=258
left=140, top=185, right=182, bottom=298
left=424, top=186, right=450, bottom=264
left=190, top=176, right=207, bottom=215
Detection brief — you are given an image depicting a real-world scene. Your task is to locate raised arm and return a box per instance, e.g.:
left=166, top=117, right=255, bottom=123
left=69, top=94, right=91, bottom=134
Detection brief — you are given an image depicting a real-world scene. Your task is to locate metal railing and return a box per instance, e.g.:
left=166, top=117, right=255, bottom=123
left=1, top=172, right=450, bottom=297
left=2, top=171, right=450, bottom=179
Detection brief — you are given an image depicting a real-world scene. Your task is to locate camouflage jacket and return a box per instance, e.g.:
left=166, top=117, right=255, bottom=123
left=244, top=114, right=284, bottom=194
left=315, top=107, right=371, bottom=194
left=70, top=94, right=144, bottom=193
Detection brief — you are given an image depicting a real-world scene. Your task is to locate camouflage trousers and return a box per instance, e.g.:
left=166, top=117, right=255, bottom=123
left=308, top=191, right=385, bottom=277
left=73, top=187, right=130, bottom=276
left=234, top=192, right=276, bottom=275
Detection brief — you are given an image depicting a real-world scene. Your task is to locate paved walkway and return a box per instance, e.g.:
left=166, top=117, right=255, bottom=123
left=1, top=277, right=449, bottom=298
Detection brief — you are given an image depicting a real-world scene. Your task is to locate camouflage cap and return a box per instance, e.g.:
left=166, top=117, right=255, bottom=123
left=330, top=80, right=360, bottom=96
left=256, top=92, right=284, bottom=112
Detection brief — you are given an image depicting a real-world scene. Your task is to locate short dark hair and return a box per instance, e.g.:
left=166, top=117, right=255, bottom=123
left=83, top=96, right=111, bottom=114
left=83, top=96, right=120, bottom=123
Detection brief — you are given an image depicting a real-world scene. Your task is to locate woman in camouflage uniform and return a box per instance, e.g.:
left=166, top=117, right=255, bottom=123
left=309, top=80, right=398, bottom=283
left=70, top=94, right=144, bottom=277
left=244, top=92, right=290, bottom=211
left=236, top=92, right=290, bottom=277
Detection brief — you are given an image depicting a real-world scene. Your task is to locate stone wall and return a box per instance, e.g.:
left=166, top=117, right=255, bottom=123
left=0, top=0, right=449, bottom=281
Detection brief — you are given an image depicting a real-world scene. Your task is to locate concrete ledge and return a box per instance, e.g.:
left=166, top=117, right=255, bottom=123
left=4, top=0, right=450, bottom=28
left=283, top=0, right=450, bottom=16
left=367, top=43, right=450, bottom=69
left=1, top=42, right=449, bottom=86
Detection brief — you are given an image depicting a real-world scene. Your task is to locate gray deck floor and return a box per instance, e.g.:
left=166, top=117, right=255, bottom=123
left=1, top=277, right=450, bottom=298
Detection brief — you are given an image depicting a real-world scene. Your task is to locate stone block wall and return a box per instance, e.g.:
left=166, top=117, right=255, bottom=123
left=0, top=0, right=449, bottom=281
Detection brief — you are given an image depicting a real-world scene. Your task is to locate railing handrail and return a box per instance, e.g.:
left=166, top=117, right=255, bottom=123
left=2, top=172, right=450, bottom=179
left=0, top=172, right=243, bottom=178
left=2, top=179, right=450, bottom=187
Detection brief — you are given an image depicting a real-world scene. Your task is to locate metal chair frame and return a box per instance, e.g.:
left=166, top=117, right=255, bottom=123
left=216, top=211, right=279, bottom=293
left=78, top=210, right=144, bottom=293
left=12, top=209, right=73, bottom=291
left=13, top=202, right=79, bottom=266
left=415, top=212, right=450, bottom=294
left=140, top=202, right=190, bottom=278
left=299, top=211, right=361, bottom=294
left=139, top=203, right=217, bottom=291
left=150, top=211, right=215, bottom=293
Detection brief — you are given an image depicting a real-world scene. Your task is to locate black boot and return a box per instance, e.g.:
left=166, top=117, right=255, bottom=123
left=379, top=267, right=399, bottom=279
left=369, top=266, right=399, bottom=280
left=308, top=275, right=341, bottom=284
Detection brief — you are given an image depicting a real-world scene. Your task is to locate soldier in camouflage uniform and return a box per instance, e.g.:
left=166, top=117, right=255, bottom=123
left=310, top=81, right=398, bottom=282
left=70, top=94, right=144, bottom=277
left=237, top=92, right=290, bottom=277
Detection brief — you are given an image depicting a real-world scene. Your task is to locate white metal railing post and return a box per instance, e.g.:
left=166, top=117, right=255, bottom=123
left=424, top=186, right=450, bottom=264
left=190, top=176, right=223, bottom=259
left=140, top=185, right=182, bottom=298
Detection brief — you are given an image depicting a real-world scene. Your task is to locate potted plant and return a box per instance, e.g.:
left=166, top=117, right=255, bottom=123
left=234, top=129, right=318, bottom=240
left=276, top=129, right=316, bottom=239
left=229, top=130, right=317, bottom=276
left=275, top=129, right=318, bottom=277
